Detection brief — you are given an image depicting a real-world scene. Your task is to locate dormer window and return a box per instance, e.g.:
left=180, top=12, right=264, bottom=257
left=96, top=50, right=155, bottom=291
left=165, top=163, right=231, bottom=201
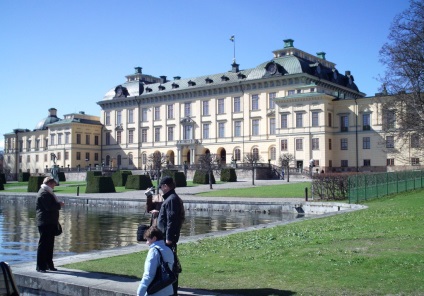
left=205, top=77, right=213, bottom=84
left=221, top=75, right=229, bottom=81
left=188, top=80, right=196, bottom=86
left=146, top=87, right=152, bottom=93
left=172, top=83, right=179, bottom=89
left=237, top=72, right=246, bottom=79
left=159, top=85, right=165, bottom=91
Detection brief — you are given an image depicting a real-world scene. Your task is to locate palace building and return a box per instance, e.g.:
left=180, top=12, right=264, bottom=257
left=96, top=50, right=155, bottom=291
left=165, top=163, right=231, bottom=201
left=3, top=39, right=421, bottom=178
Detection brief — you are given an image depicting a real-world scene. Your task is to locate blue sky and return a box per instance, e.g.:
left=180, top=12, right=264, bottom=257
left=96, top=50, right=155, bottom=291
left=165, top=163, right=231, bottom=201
left=0, top=0, right=410, bottom=150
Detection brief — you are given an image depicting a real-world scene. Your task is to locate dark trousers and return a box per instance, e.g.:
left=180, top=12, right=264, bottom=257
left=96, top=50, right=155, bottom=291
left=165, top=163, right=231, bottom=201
left=167, top=243, right=180, bottom=296
left=37, top=224, right=56, bottom=270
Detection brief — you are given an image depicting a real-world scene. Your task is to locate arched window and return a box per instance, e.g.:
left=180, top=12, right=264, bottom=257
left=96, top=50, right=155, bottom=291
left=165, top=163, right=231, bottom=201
left=234, top=148, right=241, bottom=161
left=270, top=146, right=276, bottom=160
left=141, top=153, right=147, bottom=165
left=129, top=153, right=133, bottom=165
left=117, top=155, right=122, bottom=166
left=105, top=155, right=110, bottom=166
left=252, top=147, right=259, bottom=160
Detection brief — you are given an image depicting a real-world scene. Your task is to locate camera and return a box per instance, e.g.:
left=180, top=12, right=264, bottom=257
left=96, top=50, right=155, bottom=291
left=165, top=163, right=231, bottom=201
left=144, top=186, right=156, bottom=198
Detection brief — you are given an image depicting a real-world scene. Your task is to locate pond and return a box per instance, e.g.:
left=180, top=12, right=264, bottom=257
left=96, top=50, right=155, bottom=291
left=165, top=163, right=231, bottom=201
left=0, top=198, right=302, bottom=265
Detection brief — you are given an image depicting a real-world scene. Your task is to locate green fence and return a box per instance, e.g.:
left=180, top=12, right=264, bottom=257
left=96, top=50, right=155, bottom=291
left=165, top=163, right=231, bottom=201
left=348, top=170, right=424, bottom=203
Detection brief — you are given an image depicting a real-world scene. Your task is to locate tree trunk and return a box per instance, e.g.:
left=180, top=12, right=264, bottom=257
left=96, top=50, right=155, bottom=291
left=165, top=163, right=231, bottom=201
left=209, top=170, right=213, bottom=189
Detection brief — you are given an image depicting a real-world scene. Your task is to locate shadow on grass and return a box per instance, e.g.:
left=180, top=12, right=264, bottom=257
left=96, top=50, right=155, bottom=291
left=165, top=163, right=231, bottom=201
left=208, top=289, right=295, bottom=296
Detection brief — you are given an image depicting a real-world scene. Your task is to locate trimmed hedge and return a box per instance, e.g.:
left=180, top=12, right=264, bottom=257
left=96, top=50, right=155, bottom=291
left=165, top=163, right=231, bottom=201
left=0, top=173, right=5, bottom=185
left=220, top=168, right=237, bottom=182
left=58, top=171, right=66, bottom=182
left=86, top=171, right=102, bottom=183
left=161, top=170, right=187, bottom=187
left=28, top=176, right=45, bottom=192
left=193, top=170, right=216, bottom=184
left=86, top=176, right=116, bottom=193
left=125, top=175, right=153, bottom=190
left=112, top=170, right=132, bottom=187
left=19, top=172, right=30, bottom=182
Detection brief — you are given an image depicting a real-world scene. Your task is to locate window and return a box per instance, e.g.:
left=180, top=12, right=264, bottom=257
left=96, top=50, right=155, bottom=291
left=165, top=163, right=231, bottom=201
left=218, top=122, right=225, bottom=138
left=86, top=135, right=90, bottom=145
left=363, top=137, right=371, bottom=149
left=329, top=139, right=332, bottom=150
left=128, top=130, right=134, bottom=144
left=234, top=97, right=241, bottom=113
left=269, top=92, right=276, bottom=109
left=117, top=110, right=122, bottom=125
left=76, top=134, right=81, bottom=144
left=85, top=152, right=90, bottom=161
left=141, top=129, right=147, bottom=142
left=363, top=113, right=370, bottom=130
left=76, top=152, right=81, bottom=161
left=57, top=152, right=61, bottom=160
left=270, top=146, right=276, bottom=160
left=312, top=138, right=319, bottom=150
left=269, top=118, right=276, bottom=135
left=184, top=125, right=192, bottom=140
left=411, top=133, right=420, bottom=148
left=252, top=147, right=259, bottom=160
left=50, top=135, right=55, bottom=145
left=154, top=106, right=160, bottom=121
left=203, top=101, right=209, bottom=116
left=142, top=153, right=147, bottom=165
left=106, top=111, right=111, bottom=125
left=288, top=90, right=295, bottom=95
left=27, top=140, right=31, bottom=151
left=312, top=111, right=319, bottom=127
left=36, top=139, right=40, bottom=150
left=234, top=148, right=241, bottom=161
left=341, top=160, right=348, bottom=167
left=26, top=155, right=30, bottom=163
left=154, top=128, right=160, bottom=142
left=296, top=138, right=303, bottom=151
left=233, top=120, right=242, bottom=137
left=203, top=123, right=210, bottom=139
left=94, top=153, right=99, bottom=161
left=167, top=104, right=174, bottom=119
left=142, top=108, right=148, bottom=122
left=386, top=136, right=395, bottom=148
left=128, top=109, right=134, bottom=123
left=387, top=158, right=395, bottom=166
left=105, top=132, right=111, bottom=145
left=129, top=153, right=133, bottom=165
left=168, top=127, right=174, bottom=141
left=328, top=113, right=332, bottom=127
left=65, top=133, right=70, bottom=144
left=364, top=159, right=371, bottom=166
left=281, top=139, right=288, bottom=151
left=296, top=113, right=303, bottom=128
left=58, top=134, right=62, bottom=145
left=44, top=154, right=47, bottom=162
left=116, top=131, right=121, bottom=144
left=385, top=110, right=396, bottom=129
left=65, top=151, right=69, bottom=160
left=36, top=155, right=39, bottom=162
left=95, top=135, right=99, bottom=145
left=412, top=158, right=420, bottom=165
left=281, top=114, right=288, bottom=128
left=341, top=115, right=349, bottom=132
left=19, top=155, right=22, bottom=163
left=218, top=98, right=225, bottom=114
left=341, top=138, right=348, bottom=150
left=184, top=102, right=191, bottom=117
left=251, top=94, right=259, bottom=110
left=252, top=119, right=260, bottom=136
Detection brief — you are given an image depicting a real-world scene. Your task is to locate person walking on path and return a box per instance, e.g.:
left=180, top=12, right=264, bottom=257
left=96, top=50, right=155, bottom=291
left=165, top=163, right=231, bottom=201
left=151, top=176, right=185, bottom=296
left=136, top=226, right=175, bottom=296
left=35, top=176, right=64, bottom=272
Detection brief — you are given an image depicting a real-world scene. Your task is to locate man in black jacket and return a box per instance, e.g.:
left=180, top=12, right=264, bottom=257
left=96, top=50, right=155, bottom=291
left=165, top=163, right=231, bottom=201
left=154, top=176, right=184, bottom=296
left=35, top=176, right=64, bottom=272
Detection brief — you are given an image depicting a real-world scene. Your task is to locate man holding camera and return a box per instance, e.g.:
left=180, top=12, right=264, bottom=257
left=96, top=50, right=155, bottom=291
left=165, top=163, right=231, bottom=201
left=150, top=176, right=184, bottom=296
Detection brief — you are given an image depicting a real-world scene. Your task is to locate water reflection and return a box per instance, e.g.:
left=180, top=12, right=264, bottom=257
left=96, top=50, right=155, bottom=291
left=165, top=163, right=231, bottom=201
left=0, top=199, right=301, bottom=265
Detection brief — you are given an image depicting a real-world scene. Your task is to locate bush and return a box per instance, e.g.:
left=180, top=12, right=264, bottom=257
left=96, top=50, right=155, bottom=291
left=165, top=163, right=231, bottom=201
left=161, top=170, right=187, bottom=187
left=112, top=170, right=132, bottom=187
left=86, top=171, right=102, bottom=182
left=125, top=175, right=153, bottom=190
left=0, top=182, right=3, bottom=191
left=220, top=168, right=237, bottom=182
left=58, top=171, right=66, bottom=182
left=86, top=176, right=116, bottom=193
left=193, top=170, right=215, bottom=184
left=19, top=172, right=30, bottom=182
left=28, top=176, right=45, bottom=192
left=0, top=173, right=6, bottom=185
left=311, top=173, right=351, bottom=200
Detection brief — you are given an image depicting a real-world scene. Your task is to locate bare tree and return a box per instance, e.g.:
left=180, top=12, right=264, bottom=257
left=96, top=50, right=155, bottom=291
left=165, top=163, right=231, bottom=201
left=378, top=0, right=424, bottom=160
left=243, top=152, right=262, bottom=185
left=197, top=153, right=221, bottom=189
left=279, top=153, right=295, bottom=182
left=147, top=152, right=168, bottom=188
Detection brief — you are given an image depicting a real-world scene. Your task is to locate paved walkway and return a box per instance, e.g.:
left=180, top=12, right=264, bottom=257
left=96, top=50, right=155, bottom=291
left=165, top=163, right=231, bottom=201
left=5, top=178, right=312, bottom=295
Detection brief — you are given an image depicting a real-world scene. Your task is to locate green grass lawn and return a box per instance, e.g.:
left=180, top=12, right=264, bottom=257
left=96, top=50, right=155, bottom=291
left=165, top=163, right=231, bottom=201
left=64, top=189, right=424, bottom=296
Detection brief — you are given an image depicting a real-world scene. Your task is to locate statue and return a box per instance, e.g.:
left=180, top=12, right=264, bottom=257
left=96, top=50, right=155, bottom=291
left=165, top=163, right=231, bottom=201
left=50, top=153, right=60, bottom=185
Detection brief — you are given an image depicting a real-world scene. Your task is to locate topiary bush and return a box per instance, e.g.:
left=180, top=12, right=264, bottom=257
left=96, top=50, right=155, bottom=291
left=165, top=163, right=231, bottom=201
left=19, top=172, right=30, bottom=182
left=86, top=176, right=116, bottom=193
left=0, top=173, right=6, bottom=185
left=0, top=182, right=4, bottom=191
left=220, top=168, right=237, bottom=182
left=125, top=175, right=153, bottom=190
left=86, top=171, right=102, bottom=183
left=28, top=176, right=45, bottom=192
left=193, top=170, right=216, bottom=184
left=58, top=171, right=66, bottom=182
left=161, top=170, right=187, bottom=187
left=112, top=170, right=132, bottom=187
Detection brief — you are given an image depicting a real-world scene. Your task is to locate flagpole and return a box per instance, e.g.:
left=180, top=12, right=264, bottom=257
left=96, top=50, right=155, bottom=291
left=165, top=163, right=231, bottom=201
left=230, top=35, right=236, bottom=63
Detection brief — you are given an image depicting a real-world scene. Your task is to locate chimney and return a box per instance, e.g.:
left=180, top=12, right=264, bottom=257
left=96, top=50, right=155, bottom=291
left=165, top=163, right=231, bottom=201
left=283, top=39, right=294, bottom=48
left=174, top=76, right=181, bottom=80
left=345, top=70, right=351, bottom=76
left=48, top=108, right=57, bottom=117
left=160, top=76, right=167, bottom=83
left=317, top=52, right=326, bottom=60
left=79, top=111, right=85, bottom=114
left=134, top=67, right=142, bottom=74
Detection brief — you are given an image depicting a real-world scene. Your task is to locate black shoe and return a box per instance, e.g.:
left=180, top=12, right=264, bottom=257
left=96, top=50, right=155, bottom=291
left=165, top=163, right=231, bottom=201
left=48, top=267, right=58, bottom=271
left=37, top=269, right=47, bottom=273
